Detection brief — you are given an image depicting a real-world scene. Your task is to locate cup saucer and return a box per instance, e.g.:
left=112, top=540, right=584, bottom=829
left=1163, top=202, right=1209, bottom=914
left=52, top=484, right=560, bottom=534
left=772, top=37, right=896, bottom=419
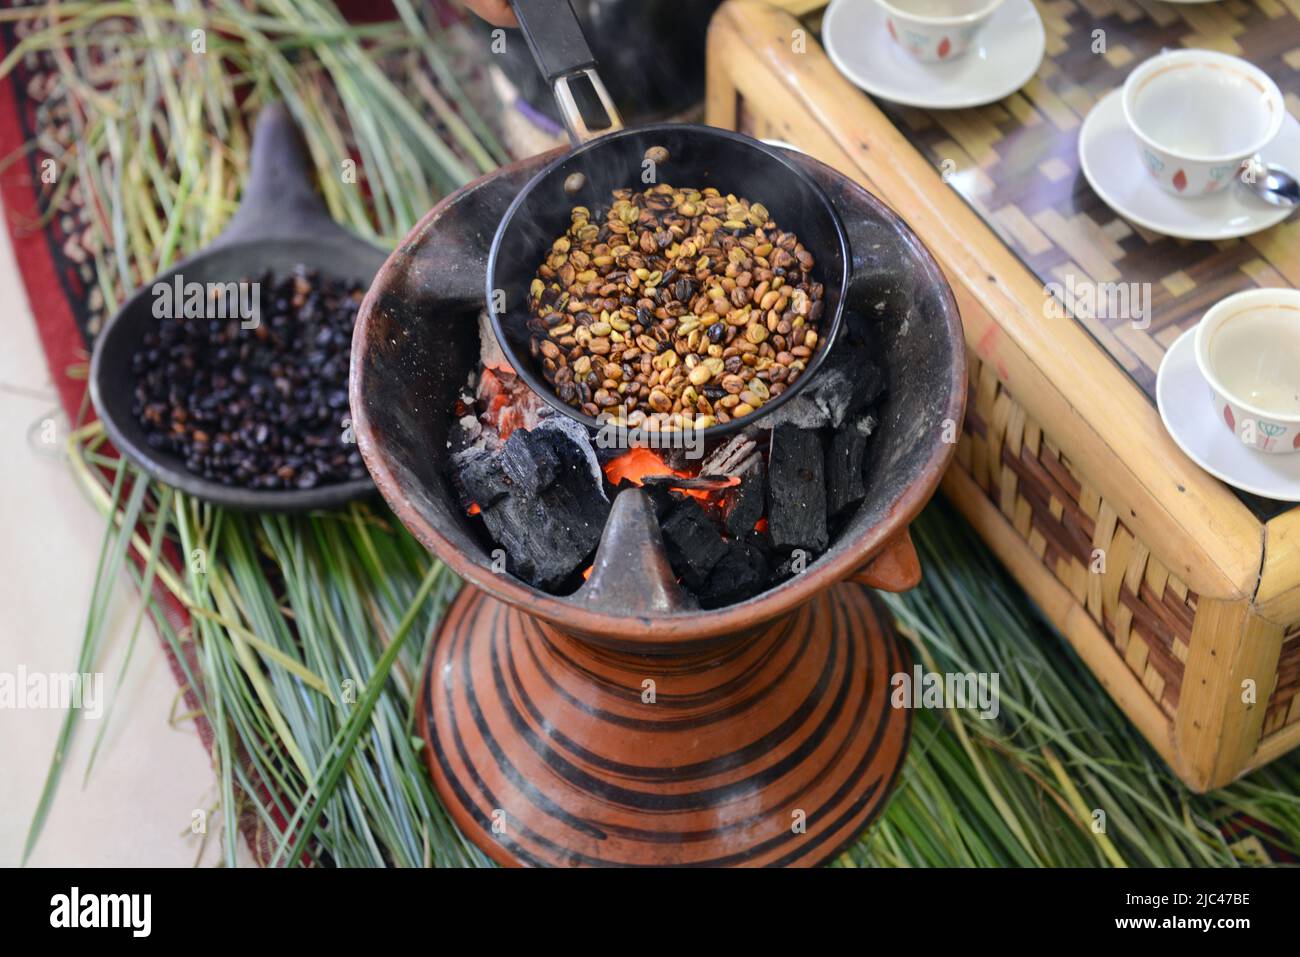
left=1156, top=328, right=1300, bottom=502
left=822, top=0, right=1045, bottom=110
left=1079, top=89, right=1297, bottom=241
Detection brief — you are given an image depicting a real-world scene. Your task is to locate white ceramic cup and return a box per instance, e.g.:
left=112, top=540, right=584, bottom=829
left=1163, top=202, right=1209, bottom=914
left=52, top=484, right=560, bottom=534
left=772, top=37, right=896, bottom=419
left=874, top=0, right=1005, bottom=63
left=1194, top=288, right=1300, bottom=455
left=1122, top=49, right=1284, bottom=199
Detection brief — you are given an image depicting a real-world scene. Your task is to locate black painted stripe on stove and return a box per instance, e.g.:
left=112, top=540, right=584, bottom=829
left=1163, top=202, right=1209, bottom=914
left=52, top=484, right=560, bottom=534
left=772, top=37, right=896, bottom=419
left=528, top=613, right=797, bottom=707
left=425, top=598, right=553, bottom=866
left=501, top=618, right=834, bottom=782
left=518, top=608, right=811, bottom=725
left=471, top=602, right=854, bottom=813
left=766, top=591, right=908, bottom=866
left=454, top=592, right=878, bottom=862
left=423, top=584, right=909, bottom=866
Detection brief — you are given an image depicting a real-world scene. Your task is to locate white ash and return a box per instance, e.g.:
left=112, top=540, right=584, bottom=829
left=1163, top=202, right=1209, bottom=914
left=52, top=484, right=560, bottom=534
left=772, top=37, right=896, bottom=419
left=455, top=414, right=482, bottom=443
left=700, top=434, right=761, bottom=477
left=477, top=310, right=512, bottom=373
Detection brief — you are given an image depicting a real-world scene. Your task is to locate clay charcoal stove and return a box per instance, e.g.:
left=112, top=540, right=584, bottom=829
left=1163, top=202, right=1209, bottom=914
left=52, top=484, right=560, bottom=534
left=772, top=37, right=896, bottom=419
left=351, top=130, right=967, bottom=868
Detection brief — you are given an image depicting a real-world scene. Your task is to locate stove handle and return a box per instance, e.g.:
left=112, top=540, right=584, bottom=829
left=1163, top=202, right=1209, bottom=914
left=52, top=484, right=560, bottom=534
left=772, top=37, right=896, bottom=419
left=509, top=0, right=623, bottom=145
left=850, top=530, right=921, bottom=593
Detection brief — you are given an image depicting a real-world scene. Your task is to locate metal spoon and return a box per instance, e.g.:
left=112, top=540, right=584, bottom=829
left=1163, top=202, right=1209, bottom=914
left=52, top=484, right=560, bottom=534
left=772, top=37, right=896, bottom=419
left=1242, top=162, right=1300, bottom=208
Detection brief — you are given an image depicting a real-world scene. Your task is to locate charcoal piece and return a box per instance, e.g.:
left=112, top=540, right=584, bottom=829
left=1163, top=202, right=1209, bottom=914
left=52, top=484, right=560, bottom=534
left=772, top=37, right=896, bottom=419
left=700, top=433, right=760, bottom=477
left=642, top=473, right=738, bottom=493
left=699, top=432, right=766, bottom=537
left=659, top=498, right=728, bottom=591
left=655, top=446, right=705, bottom=473
left=759, top=328, right=886, bottom=430
left=453, top=447, right=512, bottom=509
left=447, top=385, right=484, bottom=457
left=769, top=544, right=817, bottom=586
left=698, top=539, right=770, bottom=608
left=499, top=426, right=559, bottom=495
left=721, top=457, right=766, bottom=537
left=458, top=418, right=611, bottom=590
left=825, top=419, right=872, bottom=517
left=533, top=415, right=605, bottom=489
left=837, top=345, right=885, bottom=417
left=477, top=480, right=608, bottom=590
left=611, top=478, right=679, bottom=519
left=447, top=417, right=483, bottom=458
left=766, top=425, right=828, bottom=552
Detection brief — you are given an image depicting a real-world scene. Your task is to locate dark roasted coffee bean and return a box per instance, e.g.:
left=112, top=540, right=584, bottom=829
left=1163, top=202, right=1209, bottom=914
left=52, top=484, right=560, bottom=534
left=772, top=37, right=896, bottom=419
left=130, top=267, right=364, bottom=491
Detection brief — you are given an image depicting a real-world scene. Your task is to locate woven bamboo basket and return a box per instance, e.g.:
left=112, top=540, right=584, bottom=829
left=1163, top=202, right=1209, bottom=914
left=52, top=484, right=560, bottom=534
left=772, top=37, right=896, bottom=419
left=708, top=0, right=1300, bottom=790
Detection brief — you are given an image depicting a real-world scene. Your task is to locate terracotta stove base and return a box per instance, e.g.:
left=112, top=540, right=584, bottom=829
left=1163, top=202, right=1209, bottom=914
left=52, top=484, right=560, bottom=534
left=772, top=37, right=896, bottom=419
left=418, top=582, right=911, bottom=867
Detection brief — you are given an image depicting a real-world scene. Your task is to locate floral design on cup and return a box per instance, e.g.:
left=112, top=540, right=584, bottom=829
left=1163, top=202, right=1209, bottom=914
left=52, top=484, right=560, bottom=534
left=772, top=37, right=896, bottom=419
left=1196, top=289, right=1300, bottom=457
left=1205, top=162, right=1238, bottom=194
left=1218, top=402, right=1296, bottom=452
left=875, top=0, right=1004, bottom=64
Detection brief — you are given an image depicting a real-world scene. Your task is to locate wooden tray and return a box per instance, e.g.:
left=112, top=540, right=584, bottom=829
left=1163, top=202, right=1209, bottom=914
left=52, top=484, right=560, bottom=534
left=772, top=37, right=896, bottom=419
left=708, top=0, right=1300, bottom=790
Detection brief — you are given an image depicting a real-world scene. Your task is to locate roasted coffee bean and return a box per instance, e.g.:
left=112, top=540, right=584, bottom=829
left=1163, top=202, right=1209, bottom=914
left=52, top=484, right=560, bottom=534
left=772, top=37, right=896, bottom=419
left=130, top=266, right=367, bottom=490
left=526, top=183, right=825, bottom=430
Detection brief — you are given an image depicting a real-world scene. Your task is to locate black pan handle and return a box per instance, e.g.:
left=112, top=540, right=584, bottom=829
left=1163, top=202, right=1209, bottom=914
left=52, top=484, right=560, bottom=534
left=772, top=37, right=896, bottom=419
left=215, top=102, right=347, bottom=247
left=509, top=0, right=623, bottom=145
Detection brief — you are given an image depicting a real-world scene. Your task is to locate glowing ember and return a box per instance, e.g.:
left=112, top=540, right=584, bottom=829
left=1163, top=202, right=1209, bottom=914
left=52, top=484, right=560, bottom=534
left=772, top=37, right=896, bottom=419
left=603, top=447, right=685, bottom=487
left=467, top=502, right=481, bottom=516
left=582, top=566, right=593, bottom=581
left=478, top=369, right=518, bottom=440
left=474, top=367, right=549, bottom=442
left=602, top=447, right=737, bottom=504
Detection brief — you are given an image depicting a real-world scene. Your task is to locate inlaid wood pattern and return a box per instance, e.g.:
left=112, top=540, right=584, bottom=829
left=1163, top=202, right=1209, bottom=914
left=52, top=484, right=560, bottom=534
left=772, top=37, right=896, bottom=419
left=855, top=0, right=1300, bottom=519
left=419, top=583, right=911, bottom=867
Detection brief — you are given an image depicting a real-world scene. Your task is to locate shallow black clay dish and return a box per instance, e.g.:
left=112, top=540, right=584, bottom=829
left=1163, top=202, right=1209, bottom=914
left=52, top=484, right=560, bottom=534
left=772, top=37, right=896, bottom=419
left=89, top=103, right=385, bottom=512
